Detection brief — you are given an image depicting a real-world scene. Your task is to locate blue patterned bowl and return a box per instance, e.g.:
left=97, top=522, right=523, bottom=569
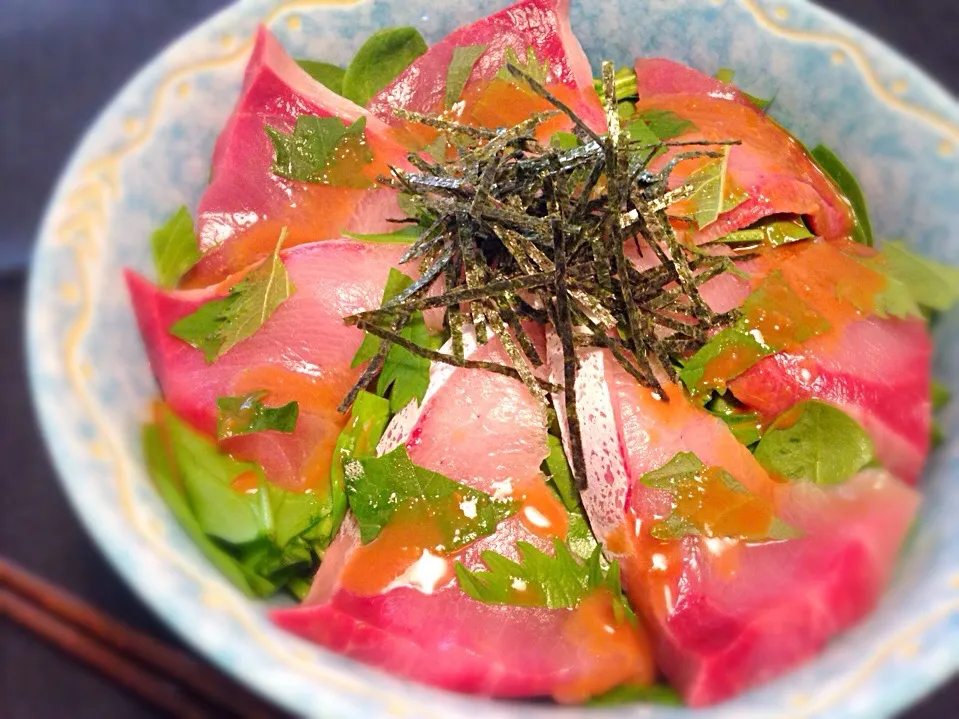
left=26, top=1, right=959, bottom=717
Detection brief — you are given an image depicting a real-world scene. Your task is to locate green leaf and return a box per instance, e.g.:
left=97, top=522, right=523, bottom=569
left=456, top=539, right=606, bottom=609
left=684, top=148, right=749, bottom=228
left=933, top=380, right=952, bottom=412
left=640, top=451, right=799, bottom=541
left=328, top=391, right=391, bottom=538
left=345, top=446, right=517, bottom=549
left=341, top=27, right=428, bottom=105
left=810, top=145, right=874, bottom=247
left=589, top=683, right=683, bottom=707
left=150, top=205, right=201, bottom=288
left=566, top=509, right=601, bottom=562
left=343, top=226, right=422, bottom=244
left=718, top=215, right=814, bottom=248
left=351, top=268, right=446, bottom=411
left=142, top=425, right=276, bottom=598
left=635, top=109, right=697, bottom=140
left=679, top=326, right=772, bottom=397
left=715, top=67, right=736, bottom=84
left=544, top=434, right=579, bottom=511
left=496, top=46, right=550, bottom=86
left=171, top=232, right=295, bottom=362
left=296, top=60, right=346, bottom=95
left=870, top=241, right=959, bottom=316
left=216, top=391, right=298, bottom=440
left=549, top=131, right=581, bottom=151
left=754, top=400, right=875, bottom=486
left=287, top=576, right=313, bottom=601
left=266, top=115, right=372, bottom=186
left=705, top=395, right=764, bottom=446
left=592, top=65, right=639, bottom=102
left=445, top=44, right=487, bottom=109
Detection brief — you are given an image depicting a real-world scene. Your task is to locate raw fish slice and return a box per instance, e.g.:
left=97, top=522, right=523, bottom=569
left=185, top=27, right=409, bottom=287
left=633, top=59, right=854, bottom=242
left=126, top=240, right=407, bottom=490
left=548, top=338, right=918, bottom=706
left=730, top=316, right=932, bottom=485
left=273, top=335, right=654, bottom=701
left=367, top=0, right=605, bottom=135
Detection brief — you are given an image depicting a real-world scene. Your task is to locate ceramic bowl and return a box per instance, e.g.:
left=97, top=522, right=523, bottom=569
left=26, top=0, right=959, bottom=717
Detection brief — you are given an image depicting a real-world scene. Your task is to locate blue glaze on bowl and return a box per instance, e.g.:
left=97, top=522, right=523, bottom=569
left=26, top=1, right=959, bottom=717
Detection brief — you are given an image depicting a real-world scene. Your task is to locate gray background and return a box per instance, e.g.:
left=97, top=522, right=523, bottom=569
left=1, top=1, right=956, bottom=716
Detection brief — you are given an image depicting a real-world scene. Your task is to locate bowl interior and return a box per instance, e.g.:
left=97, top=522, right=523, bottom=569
left=27, top=0, right=959, bottom=717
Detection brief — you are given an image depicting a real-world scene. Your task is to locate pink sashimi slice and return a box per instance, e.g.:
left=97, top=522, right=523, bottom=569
left=185, top=27, right=410, bottom=287
left=127, top=240, right=408, bottom=491
left=272, top=334, right=655, bottom=701
left=730, top=316, right=932, bottom=486
left=367, top=0, right=605, bottom=135
left=547, top=340, right=918, bottom=706
left=633, top=59, right=854, bottom=243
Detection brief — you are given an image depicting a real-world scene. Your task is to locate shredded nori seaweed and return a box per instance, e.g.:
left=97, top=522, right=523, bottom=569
left=340, top=60, right=744, bottom=488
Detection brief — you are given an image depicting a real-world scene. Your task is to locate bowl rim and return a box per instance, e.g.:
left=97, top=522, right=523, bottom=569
left=25, top=0, right=959, bottom=717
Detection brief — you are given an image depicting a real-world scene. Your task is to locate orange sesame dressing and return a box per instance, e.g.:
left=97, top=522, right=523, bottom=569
left=552, top=589, right=656, bottom=703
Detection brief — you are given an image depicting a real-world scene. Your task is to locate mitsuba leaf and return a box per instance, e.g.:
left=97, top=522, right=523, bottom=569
left=445, top=44, right=487, bottom=109
left=171, top=232, right=295, bottom=362
left=754, top=400, right=875, bottom=486
left=344, top=446, right=517, bottom=549
left=635, top=109, right=696, bottom=140
left=150, top=205, right=201, bottom=289
left=640, top=452, right=799, bottom=541
left=810, top=144, right=873, bottom=247
left=296, top=60, right=346, bottom=95
left=341, top=27, right=428, bottom=106
left=266, top=115, right=372, bottom=186
left=216, top=391, right=299, bottom=440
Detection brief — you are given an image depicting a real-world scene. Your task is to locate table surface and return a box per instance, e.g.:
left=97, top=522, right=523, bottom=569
left=3, top=1, right=958, bottom=717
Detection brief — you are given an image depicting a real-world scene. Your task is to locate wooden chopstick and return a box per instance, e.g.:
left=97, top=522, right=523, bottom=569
left=0, top=558, right=282, bottom=718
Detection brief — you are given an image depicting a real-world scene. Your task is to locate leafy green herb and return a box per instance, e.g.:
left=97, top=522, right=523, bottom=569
left=717, top=215, right=814, bottom=249
left=345, top=445, right=517, bottom=549
left=754, top=400, right=875, bottom=486
left=171, top=232, right=295, bottom=362
left=640, top=452, right=799, bottom=541
left=589, top=683, right=683, bottom=707
left=343, top=226, right=423, bottom=243
left=592, top=66, right=638, bottom=102
left=145, top=406, right=336, bottom=598
left=142, top=424, right=276, bottom=598
left=328, top=391, right=391, bottom=536
left=150, top=205, right=201, bottom=288
left=216, top=391, right=299, bottom=440
left=351, top=268, right=445, bottom=411
left=625, top=117, right=661, bottom=146
left=456, top=538, right=628, bottom=612
left=679, top=327, right=771, bottom=397
left=635, top=108, right=696, bottom=140
left=549, top=131, right=581, bottom=151
left=341, top=27, right=428, bottom=106
left=266, top=115, right=372, bottom=186
left=869, top=241, right=959, bottom=318
left=496, top=47, right=550, bottom=86
left=810, top=145, right=874, bottom=247
left=705, top=395, right=763, bottom=446
left=684, top=148, right=748, bottom=228
left=445, top=44, right=487, bottom=109
left=933, top=380, right=952, bottom=412
left=544, top=434, right=578, bottom=511
left=566, top=508, right=600, bottom=562
left=296, top=60, right=346, bottom=95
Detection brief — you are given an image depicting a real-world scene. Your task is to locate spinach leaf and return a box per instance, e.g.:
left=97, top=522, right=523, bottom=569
left=870, top=240, right=959, bottom=317
left=705, top=395, right=764, bottom=446
left=151, top=205, right=201, bottom=289
left=266, top=115, right=372, bottom=186
left=296, top=60, right=346, bottom=95
left=341, top=27, right=428, bottom=105
left=716, top=215, right=814, bottom=249
left=754, top=400, right=875, bottom=486
left=679, top=327, right=772, bottom=397
left=810, top=144, right=874, bottom=247
left=343, top=226, right=422, bottom=244
left=634, top=109, right=696, bottom=140
left=445, top=44, right=487, bottom=109
left=171, top=232, right=294, bottom=362
left=684, top=148, right=748, bottom=228
left=216, top=391, right=298, bottom=440
left=345, top=446, right=517, bottom=549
